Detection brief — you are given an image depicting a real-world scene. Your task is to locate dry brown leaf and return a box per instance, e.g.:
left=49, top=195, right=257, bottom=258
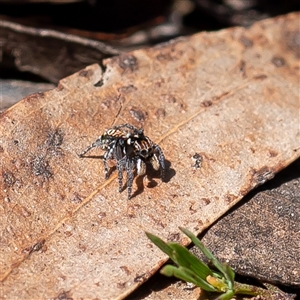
left=0, top=12, right=299, bottom=300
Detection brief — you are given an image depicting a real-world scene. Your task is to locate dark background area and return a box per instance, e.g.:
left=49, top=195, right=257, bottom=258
left=1, top=0, right=300, bottom=83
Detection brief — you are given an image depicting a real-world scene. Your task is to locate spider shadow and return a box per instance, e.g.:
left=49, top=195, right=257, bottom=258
left=130, top=159, right=175, bottom=199
left=79, top=154, right=175, bottom=199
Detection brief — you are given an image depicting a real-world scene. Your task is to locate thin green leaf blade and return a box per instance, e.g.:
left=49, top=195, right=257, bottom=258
left=179, top=227, right=234, bottom=283
left=215, top=290, right=235, bottom=300
left=161, top=265, right=218, bottom=292
left=145, top=232, right=175, bottom=260
left=223, top=263, right=235, bottom=289
left=168, top=243, right=213, bottom=279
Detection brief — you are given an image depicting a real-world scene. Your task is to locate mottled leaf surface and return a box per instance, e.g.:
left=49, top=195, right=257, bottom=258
left=0, top=12, right=299, bottom=300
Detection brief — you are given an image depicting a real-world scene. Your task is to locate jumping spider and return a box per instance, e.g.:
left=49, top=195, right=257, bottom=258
left=79, top=124, right=165, bottom=199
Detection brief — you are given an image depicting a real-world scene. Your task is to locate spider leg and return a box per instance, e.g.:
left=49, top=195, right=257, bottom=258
left=103, top=141, right=117, bottom=179
left=154, top=144, right=166, bottom=180
left=103, top=151, right=111, bottom=180
left=78, top=137, right=103, bottom=157
left=114, top=142, right=127, bottom=192
left=125, top=158, right=135, bottom=199
left=117, top=160, right=125, bottom=192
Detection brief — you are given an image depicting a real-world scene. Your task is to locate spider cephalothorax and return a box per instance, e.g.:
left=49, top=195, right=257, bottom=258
left=79, top=124, right=165, bottom=199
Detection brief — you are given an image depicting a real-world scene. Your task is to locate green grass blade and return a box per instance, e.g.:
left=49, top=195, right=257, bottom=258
left=161, top=265, right=218, bottom=292
left=179, top=227, right=235, bottom=288
left=147, top=228, right=259, bottom=299
left=146, top=232, right=213, bottom=280
left=145, top=232, right=175, bottom=260
left=223, top=264, right=235, bottom=287
left=168, top=243, right=213, bottom=279
left=215, top=290, right=235, bottom=300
